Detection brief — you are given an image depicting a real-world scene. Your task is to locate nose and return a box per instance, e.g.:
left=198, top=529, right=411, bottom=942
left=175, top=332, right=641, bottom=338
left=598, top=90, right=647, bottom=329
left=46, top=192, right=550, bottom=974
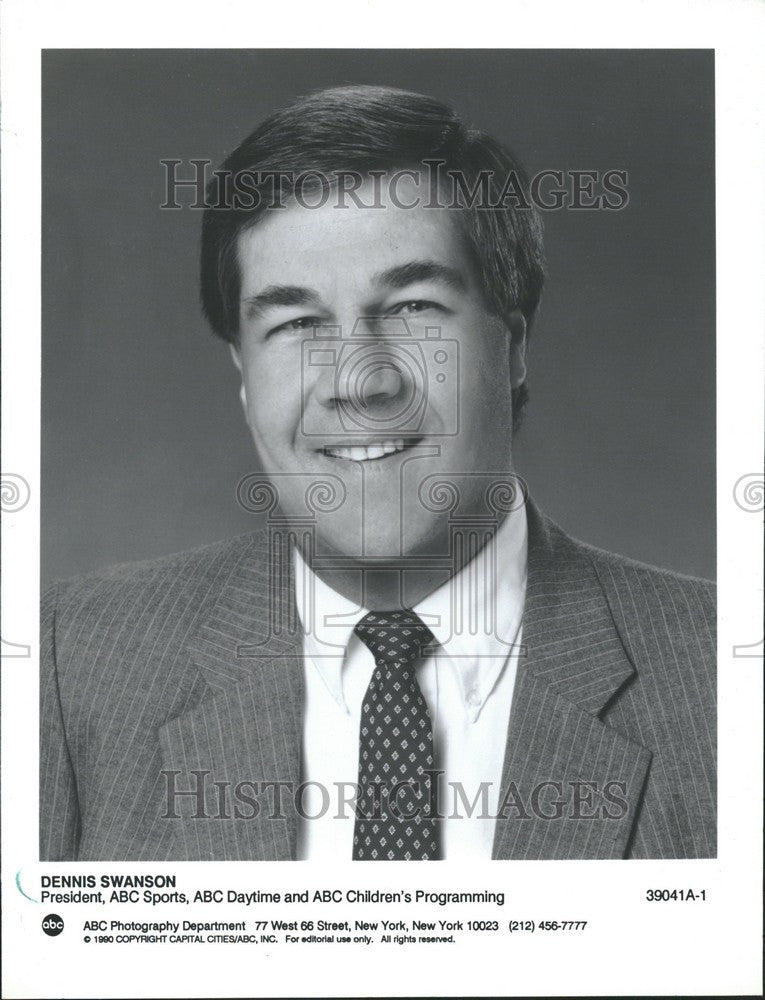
left=314, top=343, right=406, bottom=411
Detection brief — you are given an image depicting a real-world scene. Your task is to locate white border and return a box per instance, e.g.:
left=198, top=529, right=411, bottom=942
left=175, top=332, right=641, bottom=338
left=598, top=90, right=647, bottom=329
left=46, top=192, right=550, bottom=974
left=2, top=1, right=763, bottom=997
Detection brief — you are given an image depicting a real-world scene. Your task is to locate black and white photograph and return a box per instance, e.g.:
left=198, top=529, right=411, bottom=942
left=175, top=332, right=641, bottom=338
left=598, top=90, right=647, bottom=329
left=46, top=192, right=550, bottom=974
left=1, top=1, right=762, bottom=998
left=40, top=48, right=717, bottom=864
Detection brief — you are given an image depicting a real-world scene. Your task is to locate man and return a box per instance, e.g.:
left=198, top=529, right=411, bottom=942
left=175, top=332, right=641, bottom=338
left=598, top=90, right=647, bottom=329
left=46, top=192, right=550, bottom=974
left=40, top=85, right=716, bottom=861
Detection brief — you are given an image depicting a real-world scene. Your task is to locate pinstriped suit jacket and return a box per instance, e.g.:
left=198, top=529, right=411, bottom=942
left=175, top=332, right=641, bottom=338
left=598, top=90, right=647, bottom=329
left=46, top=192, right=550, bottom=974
left=40, top=500, right=716, bottom=861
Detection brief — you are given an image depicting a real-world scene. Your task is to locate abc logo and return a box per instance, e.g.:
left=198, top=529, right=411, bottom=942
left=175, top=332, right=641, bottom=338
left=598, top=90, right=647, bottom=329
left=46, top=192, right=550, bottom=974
left=42, top=914, right=64, bottom=936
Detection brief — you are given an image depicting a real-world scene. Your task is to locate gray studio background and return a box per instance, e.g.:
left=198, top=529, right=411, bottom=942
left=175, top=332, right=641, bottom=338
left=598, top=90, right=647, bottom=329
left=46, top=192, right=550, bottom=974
left=42, top=49, right=715, bottom=584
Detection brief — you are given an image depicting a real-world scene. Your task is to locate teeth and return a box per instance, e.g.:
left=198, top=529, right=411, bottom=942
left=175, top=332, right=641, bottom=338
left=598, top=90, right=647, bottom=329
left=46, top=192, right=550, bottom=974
left=325, top=439, right=409, bottom=461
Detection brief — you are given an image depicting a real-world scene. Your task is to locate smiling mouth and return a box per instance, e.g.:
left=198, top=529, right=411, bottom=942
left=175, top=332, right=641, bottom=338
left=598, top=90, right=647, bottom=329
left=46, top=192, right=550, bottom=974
left=322, top=437, right=423, bottom=462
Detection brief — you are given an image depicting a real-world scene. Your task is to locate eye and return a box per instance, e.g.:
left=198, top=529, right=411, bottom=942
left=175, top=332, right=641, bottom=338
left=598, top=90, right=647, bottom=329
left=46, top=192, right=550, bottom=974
left=268, top=316, right=321, bottom=336
left=390, top=300, right=441, bottom=315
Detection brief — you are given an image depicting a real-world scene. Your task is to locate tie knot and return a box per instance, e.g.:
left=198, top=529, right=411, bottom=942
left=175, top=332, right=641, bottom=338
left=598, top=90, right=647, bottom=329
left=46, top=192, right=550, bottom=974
left=354, top=609, right=436, bottom=666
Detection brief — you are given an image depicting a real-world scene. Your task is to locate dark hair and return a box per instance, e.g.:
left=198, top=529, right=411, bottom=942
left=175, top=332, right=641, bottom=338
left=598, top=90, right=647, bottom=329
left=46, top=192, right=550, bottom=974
left=200, top=85, right=545, bottom=426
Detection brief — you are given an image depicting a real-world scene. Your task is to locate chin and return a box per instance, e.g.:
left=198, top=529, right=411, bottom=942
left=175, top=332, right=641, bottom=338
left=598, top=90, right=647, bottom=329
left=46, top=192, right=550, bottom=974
left=371, top=521, right=451, bottom=563
left=308, top=520, right=438, bottom=565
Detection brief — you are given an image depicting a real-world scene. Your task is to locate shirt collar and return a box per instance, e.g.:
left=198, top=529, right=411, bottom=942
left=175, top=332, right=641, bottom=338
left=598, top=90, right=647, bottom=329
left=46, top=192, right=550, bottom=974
left=293, top=544, right=368, bottom=708
left=293, top=503, right=528, bottom=720
left=413, top=503, right=527, bottom=720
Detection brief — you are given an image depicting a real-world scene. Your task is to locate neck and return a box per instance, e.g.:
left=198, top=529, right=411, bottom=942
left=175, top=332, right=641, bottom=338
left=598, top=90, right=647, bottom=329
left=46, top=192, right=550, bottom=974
left=317, top=565, right=449, bottom=611
left=297, top=521, right=505, bottom=611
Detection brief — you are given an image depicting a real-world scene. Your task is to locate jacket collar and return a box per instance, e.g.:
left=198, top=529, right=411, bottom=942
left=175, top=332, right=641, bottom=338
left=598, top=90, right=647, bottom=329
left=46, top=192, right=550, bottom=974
left=158, top=530, right=304, bottom=860
left=491, top=500, right=651, bottom=859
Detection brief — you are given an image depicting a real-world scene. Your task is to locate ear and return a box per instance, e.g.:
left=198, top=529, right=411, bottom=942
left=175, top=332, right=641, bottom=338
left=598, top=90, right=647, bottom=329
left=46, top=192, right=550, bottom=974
left=507, top=309, right=527, bottom=389
left=229, top=343, right=249, bottom=415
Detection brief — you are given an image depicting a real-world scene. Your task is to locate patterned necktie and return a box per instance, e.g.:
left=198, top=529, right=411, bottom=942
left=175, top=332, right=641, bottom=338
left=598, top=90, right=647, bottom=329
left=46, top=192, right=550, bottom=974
left=352, top=609, right=440, bottom=860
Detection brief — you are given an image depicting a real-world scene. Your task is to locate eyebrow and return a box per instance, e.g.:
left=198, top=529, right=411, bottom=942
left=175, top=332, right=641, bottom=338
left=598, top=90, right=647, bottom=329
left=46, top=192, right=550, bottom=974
left=241, top=284, right=321, bottom=318
left=241, top=259, right=467, bottom=319
left=373, top=260, right=467, bottom=293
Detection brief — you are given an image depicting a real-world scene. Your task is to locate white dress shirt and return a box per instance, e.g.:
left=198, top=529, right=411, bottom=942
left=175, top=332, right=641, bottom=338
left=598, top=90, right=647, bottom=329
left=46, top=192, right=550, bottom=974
left=294, top=504, right=528, bottom=859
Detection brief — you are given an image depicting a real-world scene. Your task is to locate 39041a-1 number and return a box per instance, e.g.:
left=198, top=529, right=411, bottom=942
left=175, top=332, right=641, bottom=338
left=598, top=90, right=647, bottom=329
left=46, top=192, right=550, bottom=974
left=646, top=888, right=707, bottom=901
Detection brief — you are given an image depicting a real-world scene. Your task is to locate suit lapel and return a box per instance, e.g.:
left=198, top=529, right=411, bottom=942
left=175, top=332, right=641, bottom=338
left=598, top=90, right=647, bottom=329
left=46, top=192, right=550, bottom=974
left=492, top=501, right=652, bottom=859
left=158, top=531, right=305, bottom=860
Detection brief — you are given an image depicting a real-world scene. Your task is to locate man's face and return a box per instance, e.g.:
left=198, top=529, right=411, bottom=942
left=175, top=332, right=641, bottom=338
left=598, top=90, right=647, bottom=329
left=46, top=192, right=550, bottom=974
left=232, top=174, right=526, bottom=561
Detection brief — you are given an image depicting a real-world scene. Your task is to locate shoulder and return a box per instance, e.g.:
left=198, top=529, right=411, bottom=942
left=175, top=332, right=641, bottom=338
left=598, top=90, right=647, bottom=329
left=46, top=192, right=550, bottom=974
left=531, top=494, right=716, bottom=654
left=579, top=538, right=715, bottom=625
left=48, top=530, right=267, bottom=593
left=532, top=500, right=716, bottom=623
left=557, top=532, right=717, bottom=669
left=43, top=531, right=268, bottom=650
